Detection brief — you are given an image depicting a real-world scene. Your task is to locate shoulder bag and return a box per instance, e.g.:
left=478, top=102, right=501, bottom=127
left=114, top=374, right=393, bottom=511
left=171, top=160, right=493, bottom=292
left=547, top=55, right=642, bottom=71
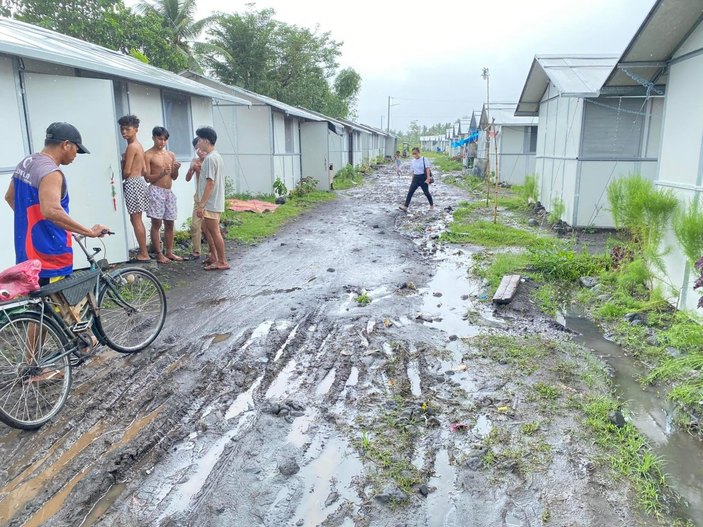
left=422, top=157, right=434, bottom=184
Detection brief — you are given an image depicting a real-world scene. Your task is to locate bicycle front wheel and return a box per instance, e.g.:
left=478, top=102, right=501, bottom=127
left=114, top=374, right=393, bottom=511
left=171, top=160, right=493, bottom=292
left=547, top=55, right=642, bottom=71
left=0, top=312, right=72, bottom=430
left=96, top=267, right=167, bottom=353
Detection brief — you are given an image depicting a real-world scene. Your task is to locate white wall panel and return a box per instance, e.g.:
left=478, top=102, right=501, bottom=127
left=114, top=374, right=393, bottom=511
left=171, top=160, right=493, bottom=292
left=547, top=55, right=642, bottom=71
left=191, top=96, right=213, bottom=131
left=575, top=161, right=658, bottom=227
left=0, top=57, right=26, bottom=170
left=24, top=73, right=128, bottom=266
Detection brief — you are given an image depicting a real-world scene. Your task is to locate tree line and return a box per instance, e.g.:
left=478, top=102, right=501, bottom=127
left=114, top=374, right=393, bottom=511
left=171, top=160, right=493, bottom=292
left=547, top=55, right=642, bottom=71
left=392, top=121, right=453, bottom=147
left=0, top=0, right=361, bottom=120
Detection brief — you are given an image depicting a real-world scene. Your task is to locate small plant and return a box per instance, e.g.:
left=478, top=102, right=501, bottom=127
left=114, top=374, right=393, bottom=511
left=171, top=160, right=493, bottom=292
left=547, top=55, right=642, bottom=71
left=521, top=421, right=540, bottom=435
left=518, top=174, right=539, bottom=204
left=361, top=431, right=370, bottom=451
left=273, top=177, right=288, bottom=198
left=291, top=176, right=318, bottom=197
left=355, top=290, right=371, bottom=306
left=532, top=382, right=559, bottom=400
left=547, top=198, right=565, bottom=225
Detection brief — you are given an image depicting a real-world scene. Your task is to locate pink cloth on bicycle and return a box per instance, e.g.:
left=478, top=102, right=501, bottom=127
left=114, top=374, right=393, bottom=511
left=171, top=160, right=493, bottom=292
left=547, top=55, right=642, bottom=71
left=0, top=259, right=41, bottom=301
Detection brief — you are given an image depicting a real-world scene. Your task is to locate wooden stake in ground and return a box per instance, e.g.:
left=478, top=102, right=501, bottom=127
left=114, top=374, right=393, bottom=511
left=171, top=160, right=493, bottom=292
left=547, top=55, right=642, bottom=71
left=493, top=119, right=500, bottom=224
left=484, top=122, right=491, bottom=206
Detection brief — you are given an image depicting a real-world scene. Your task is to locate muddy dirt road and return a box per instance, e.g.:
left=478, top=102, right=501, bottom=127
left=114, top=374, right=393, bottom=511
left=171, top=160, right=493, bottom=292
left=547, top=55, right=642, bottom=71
left=0, top=164, right=670, bottom=526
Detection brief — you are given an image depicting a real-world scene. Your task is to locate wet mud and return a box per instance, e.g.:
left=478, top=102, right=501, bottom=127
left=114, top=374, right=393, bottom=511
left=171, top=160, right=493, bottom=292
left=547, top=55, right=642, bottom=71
left=0, top=162, right=690, bottom=526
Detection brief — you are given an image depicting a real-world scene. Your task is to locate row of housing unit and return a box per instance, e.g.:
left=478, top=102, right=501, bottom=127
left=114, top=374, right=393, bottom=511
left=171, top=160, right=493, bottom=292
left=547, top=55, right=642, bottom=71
left=427, top=0, right=703, bottom=313
left=0, top=17, right=397, bottom=273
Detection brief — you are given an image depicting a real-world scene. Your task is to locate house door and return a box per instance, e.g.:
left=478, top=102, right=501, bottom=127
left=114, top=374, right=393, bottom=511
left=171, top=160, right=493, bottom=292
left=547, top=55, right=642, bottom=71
left=300, top=122, right=330, bottom=191
left=22, top=73, right=128, bottom=268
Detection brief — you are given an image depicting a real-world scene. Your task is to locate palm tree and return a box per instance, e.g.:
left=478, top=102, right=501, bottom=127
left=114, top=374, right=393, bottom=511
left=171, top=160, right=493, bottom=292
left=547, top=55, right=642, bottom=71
left=136, top=0, right=213, bottom=71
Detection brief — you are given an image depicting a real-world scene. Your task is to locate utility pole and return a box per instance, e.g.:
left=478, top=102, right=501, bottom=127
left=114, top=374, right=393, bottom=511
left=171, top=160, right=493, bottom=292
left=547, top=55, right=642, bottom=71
left=387, top=96, right=391, bottom=133
left=482, top=67, right=491, bottom=204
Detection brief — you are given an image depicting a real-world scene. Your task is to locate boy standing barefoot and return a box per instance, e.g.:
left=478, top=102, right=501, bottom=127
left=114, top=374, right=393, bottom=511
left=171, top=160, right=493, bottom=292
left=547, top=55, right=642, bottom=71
left=144, top=126, right=182, bottom=264
left=118, top=115, right=150, bottom=261
left=195, top=127, right=229, bottom=271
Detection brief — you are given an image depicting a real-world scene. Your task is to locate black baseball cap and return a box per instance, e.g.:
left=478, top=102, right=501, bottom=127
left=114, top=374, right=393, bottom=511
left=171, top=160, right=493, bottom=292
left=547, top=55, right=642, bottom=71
left=45, top=122, right=90, bottom=154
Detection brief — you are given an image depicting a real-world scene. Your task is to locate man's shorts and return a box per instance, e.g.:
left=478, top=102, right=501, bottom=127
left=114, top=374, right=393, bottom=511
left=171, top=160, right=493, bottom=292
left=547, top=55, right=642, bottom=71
left=202, top=210, right=221, bottom=221
left=147, top=185, right=177, bottom=221
left=123, top=177, right=149, bottom=215
left=38, top=275, right=66, bottom=287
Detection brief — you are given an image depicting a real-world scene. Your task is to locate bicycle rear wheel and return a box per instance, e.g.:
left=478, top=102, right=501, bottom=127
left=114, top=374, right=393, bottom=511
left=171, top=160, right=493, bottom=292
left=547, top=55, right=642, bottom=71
left=0, top=312, right=72, bottom=430
left=96, top=267, right=167, bottom=353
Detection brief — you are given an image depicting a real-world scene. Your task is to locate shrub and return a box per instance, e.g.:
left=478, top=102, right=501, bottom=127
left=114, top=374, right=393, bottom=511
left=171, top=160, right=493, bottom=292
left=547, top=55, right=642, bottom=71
left=607, top=174, right=678, bottom=251
left=291, top=177, right=318, bottom=197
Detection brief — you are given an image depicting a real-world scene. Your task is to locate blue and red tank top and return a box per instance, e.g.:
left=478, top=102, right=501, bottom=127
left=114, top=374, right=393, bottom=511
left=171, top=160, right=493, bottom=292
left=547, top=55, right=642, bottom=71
left=12, top=153, right=73, bottom=278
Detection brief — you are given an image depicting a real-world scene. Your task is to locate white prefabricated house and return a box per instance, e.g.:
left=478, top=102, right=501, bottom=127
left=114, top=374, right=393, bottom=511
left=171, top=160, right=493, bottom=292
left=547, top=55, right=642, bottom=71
left=603, top=0, right=703, bottom=311
left=478, top=103, right=538, bottom=186
left=298, top=107, right=353, bottom=179
left=384, top=133, right=398, bottom=159
left=181, top=71, right=348, bottom=194
left=0, top=17, right=249, bottom=273
left=337, top=118, right=368, bottom=167
left=515, top=55, right=664, bottom=227
left=420, top=135, right=445, bottom=152
left=355, top=123, right=386, bottom=163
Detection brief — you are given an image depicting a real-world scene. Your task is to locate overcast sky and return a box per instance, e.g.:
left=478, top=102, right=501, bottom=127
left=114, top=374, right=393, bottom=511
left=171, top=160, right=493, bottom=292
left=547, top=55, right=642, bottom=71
left=142, top=0, right=658, bottom=132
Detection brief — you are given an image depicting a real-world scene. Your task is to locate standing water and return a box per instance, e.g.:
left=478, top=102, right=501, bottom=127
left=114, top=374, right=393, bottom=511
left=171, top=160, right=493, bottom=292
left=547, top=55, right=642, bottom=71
left=565, top=314, right=703, bottom=526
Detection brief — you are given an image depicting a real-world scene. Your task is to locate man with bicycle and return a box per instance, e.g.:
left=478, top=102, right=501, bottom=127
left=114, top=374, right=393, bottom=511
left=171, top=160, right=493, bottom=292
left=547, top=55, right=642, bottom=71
left=4, top=122, right=110, bottom=286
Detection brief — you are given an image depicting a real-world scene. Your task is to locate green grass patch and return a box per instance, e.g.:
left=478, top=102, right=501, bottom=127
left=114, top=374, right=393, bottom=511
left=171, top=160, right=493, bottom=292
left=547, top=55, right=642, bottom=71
left=442, top=219, right=546, bottom=247
left=474, top=252, right=531, bottom=290
left=421, top=151, right=463, bottom=172
left=532, top=284, right=560, bottom=317
left=473, top=334, right=555, bottom=374
left=333, top=164, right=364, bottom=190
left=582, top=396, right=669, bottom=513
left=222, top=191, right=335, bottom=244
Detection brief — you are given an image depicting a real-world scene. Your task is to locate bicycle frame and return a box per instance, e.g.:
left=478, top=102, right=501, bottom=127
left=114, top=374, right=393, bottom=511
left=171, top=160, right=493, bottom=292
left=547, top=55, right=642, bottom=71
left=0, top=235, right=138, bottom=369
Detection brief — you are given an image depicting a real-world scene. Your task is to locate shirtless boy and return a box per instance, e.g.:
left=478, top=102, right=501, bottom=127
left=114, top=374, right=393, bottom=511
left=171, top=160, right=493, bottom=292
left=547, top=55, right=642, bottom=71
left=118, top=115, right=150, bottom=261
left=144, top=126, right=182, bottom=264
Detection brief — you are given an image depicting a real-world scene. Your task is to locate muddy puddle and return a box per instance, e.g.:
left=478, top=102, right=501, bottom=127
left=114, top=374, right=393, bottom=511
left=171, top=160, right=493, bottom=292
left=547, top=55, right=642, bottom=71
left=565, top=314, right=703, bottom=526
left=419, top=250, right=502, bottom=338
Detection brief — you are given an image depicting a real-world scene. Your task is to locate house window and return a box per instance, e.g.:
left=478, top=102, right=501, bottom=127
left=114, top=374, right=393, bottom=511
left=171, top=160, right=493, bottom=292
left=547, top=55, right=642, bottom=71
left=524, top=126, right=537, bottom=153
left=285, top=118, right=296, bottom=153
left=581, top=98, right=644, bottom=158
left=162, top=91, right=192, bottom=158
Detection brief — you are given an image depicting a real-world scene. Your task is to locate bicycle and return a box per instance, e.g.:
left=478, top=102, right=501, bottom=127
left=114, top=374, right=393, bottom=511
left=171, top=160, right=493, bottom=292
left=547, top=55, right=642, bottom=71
left=0, top=233, right=167, bottom=430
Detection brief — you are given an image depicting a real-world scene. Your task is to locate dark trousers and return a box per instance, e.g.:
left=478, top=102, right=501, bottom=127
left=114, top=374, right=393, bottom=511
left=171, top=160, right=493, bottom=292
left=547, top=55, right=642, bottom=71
left=404, top=174, right=433, bottom=207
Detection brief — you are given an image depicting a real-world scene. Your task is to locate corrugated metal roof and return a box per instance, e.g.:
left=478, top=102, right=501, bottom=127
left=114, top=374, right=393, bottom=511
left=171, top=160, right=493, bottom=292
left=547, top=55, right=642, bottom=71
left=483, top=103, right=538, bottom=127
left=604, top=0, right=703, bottom=87
left=180, top=70, right=338, bottom=123
left=516, top=54, right=619, bottom=115
left=0, top=17, right=250, bottom=105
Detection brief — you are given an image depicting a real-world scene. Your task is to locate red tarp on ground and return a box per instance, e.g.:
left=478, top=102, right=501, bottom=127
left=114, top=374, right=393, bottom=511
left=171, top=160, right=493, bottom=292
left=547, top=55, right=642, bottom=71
left=226, top=199, right=279, bottom=213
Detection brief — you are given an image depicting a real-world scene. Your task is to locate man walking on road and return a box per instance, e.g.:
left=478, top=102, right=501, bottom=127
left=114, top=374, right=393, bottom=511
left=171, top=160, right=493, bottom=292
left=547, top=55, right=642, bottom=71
left=195, top=127, right=229, bottom=271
